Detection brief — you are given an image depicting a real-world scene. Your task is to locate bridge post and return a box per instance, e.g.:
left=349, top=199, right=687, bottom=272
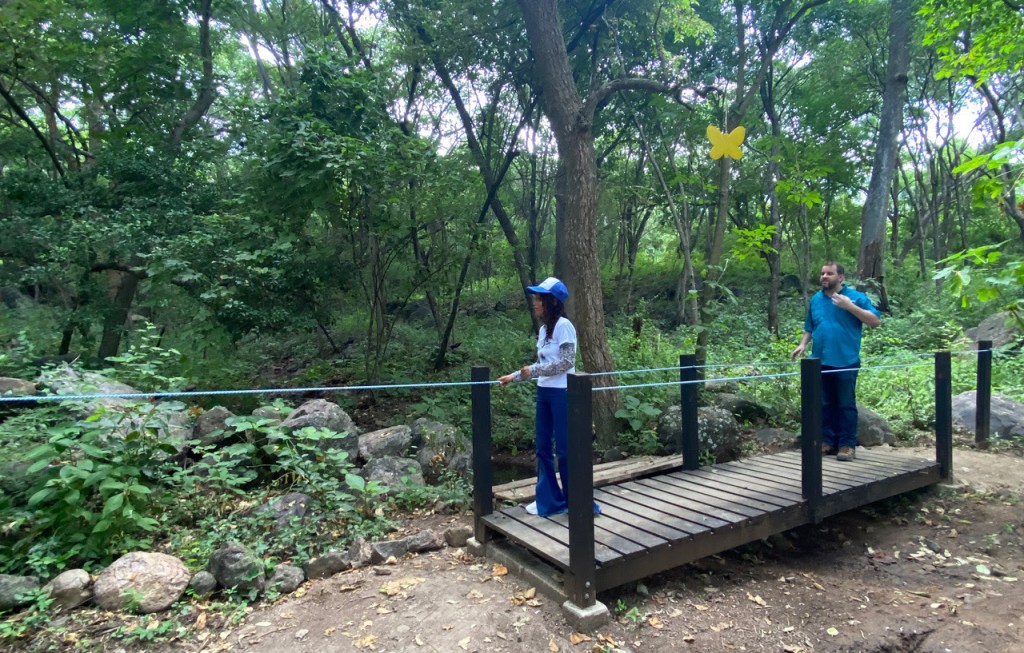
left=680, top=354, right=699, bottom=470
left=975, top=340, right=992, bottom=450
left=800, top=358, right=823, bottom=524
left=471, top=367, right=493, bottom=544
left=566, top=372, right=596, bottom=610
left=935, top=352, right=953, bottom=480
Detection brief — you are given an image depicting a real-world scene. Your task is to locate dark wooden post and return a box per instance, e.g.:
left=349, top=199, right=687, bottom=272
left=566, top=372, right=596, bottom=609
left=935, top=351, right=953, bottom=480
left=800, top=357, right=823, bottom=524
left=976, top=340, right=992, bottom=450
left=680, top=354, right=699, bottom=470
left=471, top=367, right=493, bottom=543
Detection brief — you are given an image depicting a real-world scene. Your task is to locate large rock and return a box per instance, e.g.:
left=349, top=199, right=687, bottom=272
left=208, top=543, right=265, bottom=596
left=964, top=311, right=1022, bottom=349
left=43, top=569, right=92, bottom=610
left=93, top=552, right=190, bottom=613
left=656, top=406, right=743, bottom=464
left=411, top=418, right=471, bottom=484
left=279, top=399, right=359, bottom=460
left=303, top=552, right=351, bottom=579
left=0, top=377, right=36, bottom=397
left=267, top=565, right=305, bottom=595
left=713, top=393, right=769, bottom=425
left=194, top=406, right=235, bottom=447
left=358, top=425, right=413, bottom=461
left=857, top=406, right=895, bottom=446
left=364, top=456, right=425, bottom=489
left=952, top=391, right=1024, bottom=439
left=0, top=574, right=40, bottom=610
left=255, top=492, right=310, bottom=530
left=35, top=365, right=191, bottom=448
left=754, top=427, right=797, bottom=451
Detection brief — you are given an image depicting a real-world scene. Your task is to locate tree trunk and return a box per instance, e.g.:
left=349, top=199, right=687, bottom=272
left=98, top=269, right=142, bottom=361
left=517, top=0, right=620, bottom=448
left=857, top=0, right=911, bottom=310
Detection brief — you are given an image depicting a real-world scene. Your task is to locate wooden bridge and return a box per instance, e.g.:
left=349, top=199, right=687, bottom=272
left=468, top=354, right=955, bottom=624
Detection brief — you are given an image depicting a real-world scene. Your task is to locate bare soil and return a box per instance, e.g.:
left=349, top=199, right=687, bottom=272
left=10, top=447, right=1024, bottom=653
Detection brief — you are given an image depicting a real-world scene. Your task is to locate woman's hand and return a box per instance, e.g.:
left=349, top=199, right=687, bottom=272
left=498, top=374, right=515, bottom=386
left=519, top=365, right=531, bottom=380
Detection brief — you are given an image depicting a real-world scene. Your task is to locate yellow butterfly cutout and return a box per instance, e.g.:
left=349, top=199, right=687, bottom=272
left=707, top=125, right=745, bottom=160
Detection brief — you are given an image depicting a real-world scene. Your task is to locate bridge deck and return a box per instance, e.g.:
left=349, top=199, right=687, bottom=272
left=480, top=448, right=941, bottom=592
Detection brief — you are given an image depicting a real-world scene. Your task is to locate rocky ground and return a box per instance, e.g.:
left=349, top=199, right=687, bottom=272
left=6, top=446, right=1024, bottom=653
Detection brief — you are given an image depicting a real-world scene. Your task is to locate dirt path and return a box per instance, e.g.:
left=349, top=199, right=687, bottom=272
left=111, top=447, right=1016, bottom=653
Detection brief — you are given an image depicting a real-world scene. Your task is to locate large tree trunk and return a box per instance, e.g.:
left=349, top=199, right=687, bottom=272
left=857, top=0, right=911, bottom=310
left=761, top=72, right=783, bottom=336
left=516, top=0, right=621, bottom=448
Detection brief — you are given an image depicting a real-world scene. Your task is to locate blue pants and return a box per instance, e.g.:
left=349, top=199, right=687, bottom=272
left=534, top=386, right=568, bottom=516
left=821, top=364, right=859, bottom=449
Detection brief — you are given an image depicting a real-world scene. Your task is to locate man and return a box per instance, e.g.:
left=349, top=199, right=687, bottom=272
left=791, top=262, right=881, bottom=461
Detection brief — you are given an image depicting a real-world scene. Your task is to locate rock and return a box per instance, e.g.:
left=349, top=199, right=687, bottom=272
left=444, top=525, right=473, bottom=548
left=348, top=538, right=374, bottom=569
left=0, top=574, right=41, bottom=610
left=252, top=406, right=285, bottom=423
left=93, top=552, right=190, bottom=613
left=952, top=391, right=1024, bottom=438
left=411, top=418, right=471, bottom=484
left=188, top=571, right=217, bottom=597
left=370, top=530, right=444, bottom=564
left=0, top=377, right=36, bottom=397
left=857, top=406, right=895, bottom=446
left=256, top=492, right=311, bottom=530
left=194, top=406, right=235, bottom=447
left=964, top=311, right=1022, bottom=349
left=280, top=399, right=359, bottom=461
left=754, top=427, right=797, bottom=451
left=38, top=365, right=139, bottom=410
left=303, top=552, right=351, bottom=579
left=358, top=425, right=413, bottom=461
left=208, top=543, right=265, bottom=596
left=43, top=569, right=91, bottom=610
left=655, top=406, right=744, bottom=464
left=267, top=565, right=305, bottom=594
left=364, top=456, right=425, bottom=489
left=713, top=393, right=769, bottom=425
left=0, top=286, right=31, bottom=309
left=602, top=447, right=627, bottom=463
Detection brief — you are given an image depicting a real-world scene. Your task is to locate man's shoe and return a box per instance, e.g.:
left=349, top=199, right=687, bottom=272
left=836, top=446, right=856, bottom=461
left=821, top=444, right=837, bottom=456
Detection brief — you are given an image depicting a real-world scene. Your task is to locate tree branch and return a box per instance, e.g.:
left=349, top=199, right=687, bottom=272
left=0, top=79, right=65, bottom=176
left=170, top=0, right=217, bottom=152
left=583, top=78, right=679, bottom=122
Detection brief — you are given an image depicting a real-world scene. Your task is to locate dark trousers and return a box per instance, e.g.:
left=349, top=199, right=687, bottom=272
left=821, top=364, right=859, bottom=449
left=534, top=386, right=568, bottom=516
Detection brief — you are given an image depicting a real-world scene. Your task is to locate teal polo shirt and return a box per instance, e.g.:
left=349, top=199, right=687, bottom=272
left=803, top=286, right=880, bottom=367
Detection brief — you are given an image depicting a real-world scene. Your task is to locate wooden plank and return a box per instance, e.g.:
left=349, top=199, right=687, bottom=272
left=621, top=478, right=754, bottom=523
left=660, top=471, right=798, bottom=511
left=481, top=511, right=570, bottom=569
left=548, top=512, right=650, bottom=561
left=592, top=489, right=706, bottom=541
left=713, top=459, right=853, bottom=493
left=598, top=484, right=731, bottom=532
left=483, top=507, right=620, bottom=565
left=766, top=454, right=894, bottom=483
left=637, top=476, right=772, bottom=518
left=731, top=458, right=860, bottom=491
left=684, top=467, right=806, bottom=502
left=493, top=455, right=680, bottom=503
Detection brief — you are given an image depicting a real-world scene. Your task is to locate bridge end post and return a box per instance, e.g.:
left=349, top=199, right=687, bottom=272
left=976, top=340, right=992, bottom=450
left=935, top=351, right=953, bottom=480
left=680, top=354, right=699, bottom=470
left=566, top=372, right=596, bottom=611
left=800, top=358, right=823, bottom=524
left=471, top=366, right=493, bottom=545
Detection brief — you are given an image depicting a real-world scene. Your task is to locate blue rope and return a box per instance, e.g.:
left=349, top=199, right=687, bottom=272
left=594, top=370, right=800, bottom=392
left=0, top=379, right=499, bottom=404
left=589, top=360, right=797, bottom=377
left=821, top=362, right=932, bottom=374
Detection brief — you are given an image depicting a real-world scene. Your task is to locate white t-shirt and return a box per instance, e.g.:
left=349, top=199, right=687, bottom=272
left=535, top=317, right=577, bottom=388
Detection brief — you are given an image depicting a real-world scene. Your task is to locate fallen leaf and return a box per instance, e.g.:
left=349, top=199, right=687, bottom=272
left=976, top=564, right=991, bottom=576
left=746, top=593, right=767, bottom=607
left=549, top=638, right=559, bottom=651
left=415, top=634, right=424, bottom=646
left=648, top=616, right=664, bottom=629
left=682, top=634, right=695, bottom=642
left=354, top=634, right=377, bottom=649
left=195, top=612, right=207, bottom=630
left=492, top=564, right=509, bottom=577
left=524, top=587, right=537, bottom=599
left=826, top=627, right=839, bottom=636
left=458, top=636, right=471, bottom=650
left=569, top=632, right=592, bottom=644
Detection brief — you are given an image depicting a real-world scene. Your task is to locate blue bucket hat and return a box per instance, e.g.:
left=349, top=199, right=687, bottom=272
left=526, top=277, right=569, bottom=302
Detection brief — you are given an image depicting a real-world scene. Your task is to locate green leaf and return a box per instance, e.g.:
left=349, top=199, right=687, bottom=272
left=103, top=493, right=125, bottom=516
left=28, top=488, right=54, bottom=507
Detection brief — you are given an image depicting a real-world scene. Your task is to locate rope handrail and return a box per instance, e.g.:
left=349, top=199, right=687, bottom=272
left=594, top=370, right=801, bottom=392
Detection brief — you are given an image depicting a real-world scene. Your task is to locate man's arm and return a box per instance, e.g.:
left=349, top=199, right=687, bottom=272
left=791, top=331, right=812, bottom=360
left=832, top=294, right=881, bottom=328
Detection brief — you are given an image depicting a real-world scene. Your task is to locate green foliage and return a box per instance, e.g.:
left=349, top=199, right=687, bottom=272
left=101, top=322, right=187, bottom=392
left=935, top=243, right=1024, bottom=328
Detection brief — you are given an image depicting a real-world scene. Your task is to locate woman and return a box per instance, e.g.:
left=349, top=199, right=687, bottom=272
left=498, top=277, right=577, bottom=516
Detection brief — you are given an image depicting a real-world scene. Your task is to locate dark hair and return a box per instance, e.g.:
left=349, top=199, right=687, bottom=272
left=823, top=261, right=845, bottom=275
left=538, top=294, right=564, bottom=342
